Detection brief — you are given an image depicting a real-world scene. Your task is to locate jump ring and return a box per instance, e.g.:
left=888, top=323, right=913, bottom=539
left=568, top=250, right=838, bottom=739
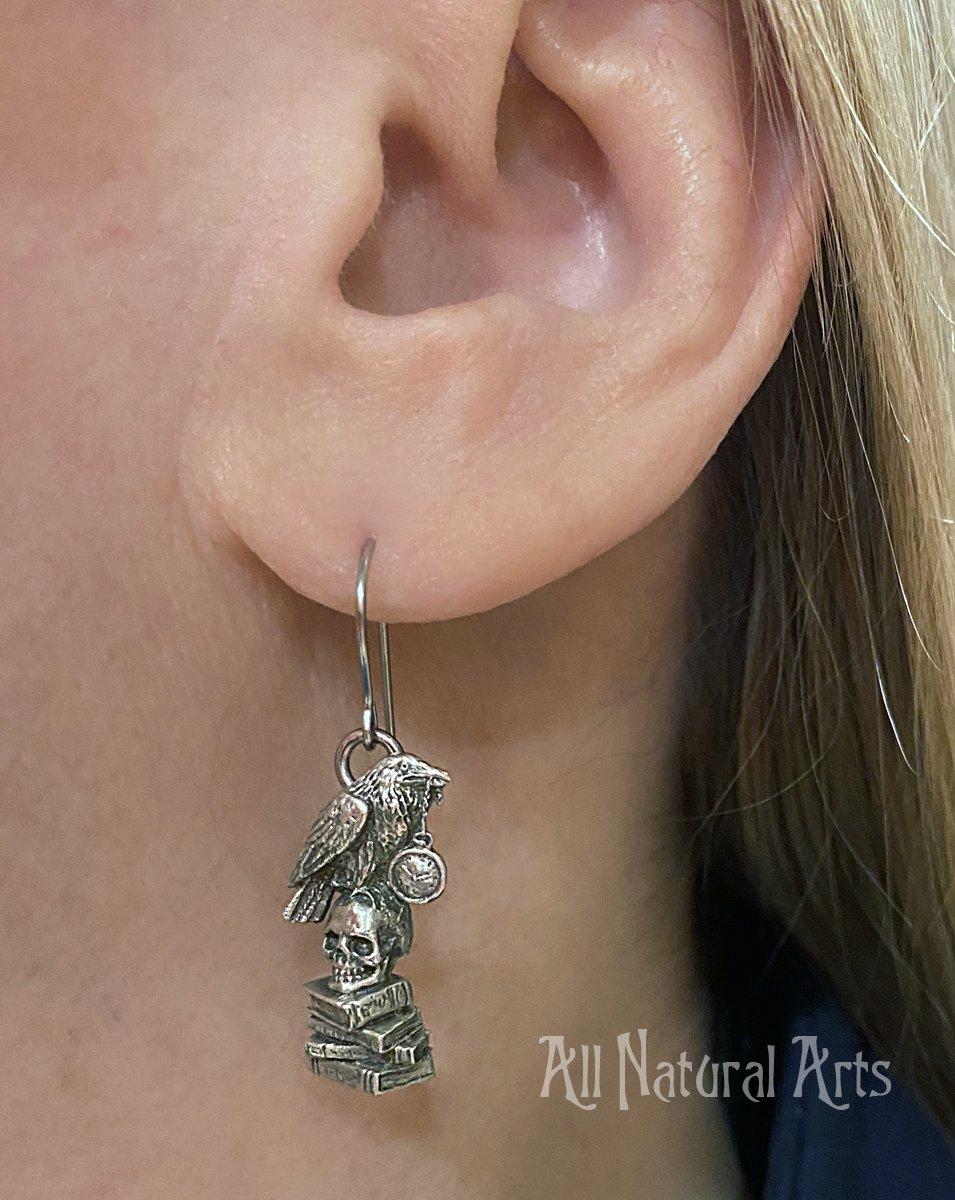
left=335, top=728, right=404, bottom=789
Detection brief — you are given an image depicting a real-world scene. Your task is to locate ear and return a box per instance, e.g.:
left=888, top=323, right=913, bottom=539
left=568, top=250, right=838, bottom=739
left=184, top=0, right=819, bottom=621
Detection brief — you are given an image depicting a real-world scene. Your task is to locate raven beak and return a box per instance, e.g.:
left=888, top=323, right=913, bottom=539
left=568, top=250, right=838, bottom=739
left=426, top=772, right=449, bottom=803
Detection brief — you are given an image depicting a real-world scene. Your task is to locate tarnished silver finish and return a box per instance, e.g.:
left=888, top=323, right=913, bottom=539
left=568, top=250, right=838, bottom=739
left=284, top=751, right=449, bottom=922
left=284, top=753, right=449, bottom=1090
left=390, top=844, right=447, bottom=904
left=283, top=538, right=451, bottom=1091
left=334, top=727, right=404, bottom=789
left=323, top=883, right=413, bottom=994
left=302, top=886, right=436, bottom=1089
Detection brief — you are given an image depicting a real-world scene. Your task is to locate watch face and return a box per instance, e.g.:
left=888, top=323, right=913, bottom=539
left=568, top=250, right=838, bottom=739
left=389, top=847, right=447, bottom=904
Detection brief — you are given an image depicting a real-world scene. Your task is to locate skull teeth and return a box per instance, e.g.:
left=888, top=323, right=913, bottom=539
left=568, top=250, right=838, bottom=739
left=333, top=967, right=370, bottom=982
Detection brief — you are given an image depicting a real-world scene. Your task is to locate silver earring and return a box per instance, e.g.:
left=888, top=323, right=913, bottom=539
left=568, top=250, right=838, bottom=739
left=283, top=538, right=450, bottom=1092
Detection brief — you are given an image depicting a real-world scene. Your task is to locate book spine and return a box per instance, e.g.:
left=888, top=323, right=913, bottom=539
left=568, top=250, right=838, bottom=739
left=307, top=1054, right=435, bottom=1094
left=307, top=1011, right=423, bottom=1054
left=311, top=979, right=414, bottom=1031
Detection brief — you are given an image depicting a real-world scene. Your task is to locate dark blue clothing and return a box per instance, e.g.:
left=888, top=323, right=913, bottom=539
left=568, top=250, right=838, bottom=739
left=762, top=996, right=955, bottom=1199
left=700, top=883, right=955, bottom=1199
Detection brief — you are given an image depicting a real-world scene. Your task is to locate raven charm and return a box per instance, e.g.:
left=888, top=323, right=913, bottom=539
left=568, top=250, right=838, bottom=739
left=284, top=752, right=450, bottom=923
left=284, top=748, right=450, bottom=1091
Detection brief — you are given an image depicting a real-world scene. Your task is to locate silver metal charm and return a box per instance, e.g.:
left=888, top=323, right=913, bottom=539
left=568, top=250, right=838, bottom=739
left=284, top=538, right=450, bottom=1092
left=390, top=843, right=447, bottom=904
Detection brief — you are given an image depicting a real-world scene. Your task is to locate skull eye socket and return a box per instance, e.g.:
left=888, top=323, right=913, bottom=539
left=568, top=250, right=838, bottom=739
left=323, top=932, right=339, bottom=953
left=349, top=936, right=375, bottom=958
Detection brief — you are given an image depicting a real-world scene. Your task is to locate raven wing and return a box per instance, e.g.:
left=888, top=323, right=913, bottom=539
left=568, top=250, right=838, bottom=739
left=288, top=790, right=370, bottom=886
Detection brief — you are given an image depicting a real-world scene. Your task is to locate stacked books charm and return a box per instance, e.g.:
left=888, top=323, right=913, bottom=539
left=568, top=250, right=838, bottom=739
left=305, top=972, right=434, bottom=1093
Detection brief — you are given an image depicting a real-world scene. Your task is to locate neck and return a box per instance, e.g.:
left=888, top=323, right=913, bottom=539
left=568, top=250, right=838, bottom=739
left=372, top=488, right=742, bottom=1197
left=5, top=485, right=743, bottom=1198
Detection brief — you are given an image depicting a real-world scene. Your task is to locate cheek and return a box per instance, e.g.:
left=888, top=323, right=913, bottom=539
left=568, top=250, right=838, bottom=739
left=0, top=1, right=390, bottom=501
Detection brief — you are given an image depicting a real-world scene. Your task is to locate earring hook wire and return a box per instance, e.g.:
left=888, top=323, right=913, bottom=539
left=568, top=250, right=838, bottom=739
left=356, top=537, right=395, bottom=750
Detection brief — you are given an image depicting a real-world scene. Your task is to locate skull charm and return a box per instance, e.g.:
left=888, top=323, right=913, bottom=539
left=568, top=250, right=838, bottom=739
left=322, top=883, right=413, bottom=994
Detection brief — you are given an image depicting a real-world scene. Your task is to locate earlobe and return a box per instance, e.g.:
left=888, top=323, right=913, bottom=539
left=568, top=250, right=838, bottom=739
left=184, top=0, right=819, bottom=622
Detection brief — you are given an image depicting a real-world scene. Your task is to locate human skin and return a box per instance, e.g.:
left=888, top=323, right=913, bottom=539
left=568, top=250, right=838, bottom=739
left=0, top=2, right=816, bottom=1197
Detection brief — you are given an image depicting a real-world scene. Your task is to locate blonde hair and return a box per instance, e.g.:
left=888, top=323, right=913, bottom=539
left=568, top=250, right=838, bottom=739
left=685, top=0, right=955, bottom=1132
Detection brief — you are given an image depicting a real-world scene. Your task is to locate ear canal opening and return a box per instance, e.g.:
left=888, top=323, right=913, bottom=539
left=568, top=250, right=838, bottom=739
left=338, top=53, right=642, bottom=317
